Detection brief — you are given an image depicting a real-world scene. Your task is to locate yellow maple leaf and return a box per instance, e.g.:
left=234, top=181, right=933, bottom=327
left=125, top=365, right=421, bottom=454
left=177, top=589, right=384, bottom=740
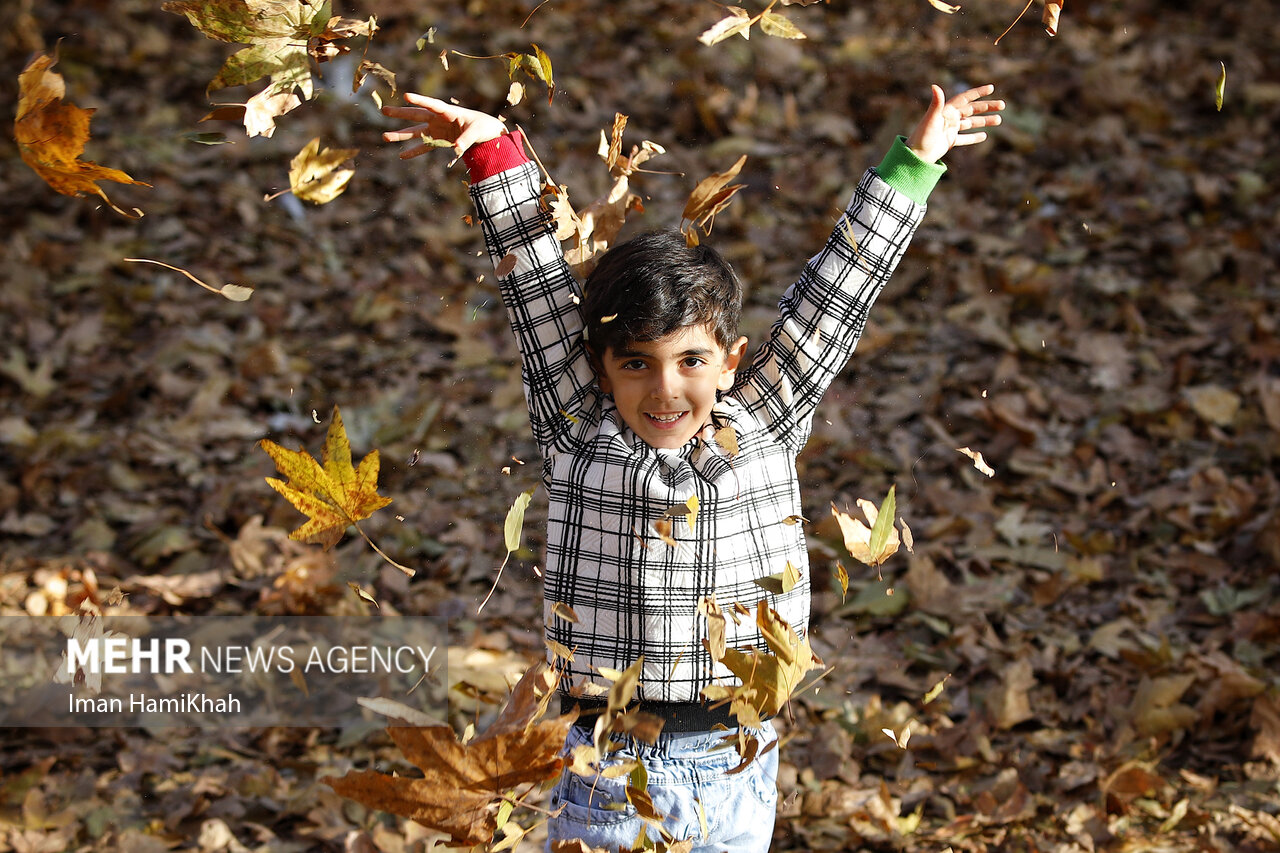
left=259, top=406, right=392, bottom=549
left=15, top=53, right=149, bottom=216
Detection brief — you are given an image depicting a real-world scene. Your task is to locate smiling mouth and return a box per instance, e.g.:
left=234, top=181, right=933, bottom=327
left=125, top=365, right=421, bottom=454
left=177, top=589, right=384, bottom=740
left=646, top=412, right=687, bottom=426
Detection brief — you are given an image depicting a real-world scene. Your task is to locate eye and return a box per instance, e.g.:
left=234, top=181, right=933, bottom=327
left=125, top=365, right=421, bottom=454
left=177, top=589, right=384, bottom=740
left=682, top=356, right=706, bottom=369
left=620, top=359, right=647, bottom=371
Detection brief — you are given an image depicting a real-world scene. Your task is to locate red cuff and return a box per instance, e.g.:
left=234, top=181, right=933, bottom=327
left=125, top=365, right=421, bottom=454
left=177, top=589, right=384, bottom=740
left=463, top=129, right=529, bottom=182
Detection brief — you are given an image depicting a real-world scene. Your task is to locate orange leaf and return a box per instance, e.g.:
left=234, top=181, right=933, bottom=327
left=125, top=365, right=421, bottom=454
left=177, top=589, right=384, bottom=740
left=680, top=155, right=747, bottom=246
left=15, top=53, right=149, bottom=216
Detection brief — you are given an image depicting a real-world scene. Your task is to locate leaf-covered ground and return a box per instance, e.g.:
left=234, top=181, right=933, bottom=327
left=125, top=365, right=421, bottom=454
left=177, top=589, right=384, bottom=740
left=3, top=0, right=1280, bottom=850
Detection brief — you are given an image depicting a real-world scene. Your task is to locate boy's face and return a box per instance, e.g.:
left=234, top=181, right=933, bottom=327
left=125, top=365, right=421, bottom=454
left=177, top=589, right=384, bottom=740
left=595, top=324, right=749, bottom=449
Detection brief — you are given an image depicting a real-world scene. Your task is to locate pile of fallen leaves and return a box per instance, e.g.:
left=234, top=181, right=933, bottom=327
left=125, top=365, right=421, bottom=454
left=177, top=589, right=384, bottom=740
left=2, top=0, right=1279, bottom=850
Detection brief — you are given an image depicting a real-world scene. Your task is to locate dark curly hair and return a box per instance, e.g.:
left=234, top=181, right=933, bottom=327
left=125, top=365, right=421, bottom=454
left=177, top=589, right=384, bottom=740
left=580, top=229, right=744, bottom=358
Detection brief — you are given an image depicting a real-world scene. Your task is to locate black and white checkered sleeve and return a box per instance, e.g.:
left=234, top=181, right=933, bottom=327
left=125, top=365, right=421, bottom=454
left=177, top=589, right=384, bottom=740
left=732, top=168, right=925, bottom=452
left=470, top=162, right=596, bottom=456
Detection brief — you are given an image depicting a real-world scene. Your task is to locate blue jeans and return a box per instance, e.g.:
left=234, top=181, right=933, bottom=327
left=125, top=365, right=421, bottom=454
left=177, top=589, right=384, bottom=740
left=545, top=720, right=779, bottom=852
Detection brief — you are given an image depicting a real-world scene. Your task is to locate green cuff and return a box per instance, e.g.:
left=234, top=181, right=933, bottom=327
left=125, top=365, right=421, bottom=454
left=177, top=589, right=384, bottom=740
left=874, top=136, right=947, bottom=206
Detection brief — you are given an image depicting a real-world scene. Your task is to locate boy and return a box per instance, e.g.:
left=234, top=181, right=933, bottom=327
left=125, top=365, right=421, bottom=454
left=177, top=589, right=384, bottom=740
left=384, top=83, right=1003, bottom=852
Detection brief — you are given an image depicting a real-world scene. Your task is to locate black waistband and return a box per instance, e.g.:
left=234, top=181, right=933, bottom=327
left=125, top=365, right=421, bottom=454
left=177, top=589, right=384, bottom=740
left=560, top=694, right=744, bottom=733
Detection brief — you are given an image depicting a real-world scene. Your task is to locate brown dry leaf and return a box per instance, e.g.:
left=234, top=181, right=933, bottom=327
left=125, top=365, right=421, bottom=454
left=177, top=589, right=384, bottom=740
left=653, top=518, right=677, bottom=547
left=289, top=137, right=358, bottom=204
left=15, top=53, right=149, bottom=216
left=1131, top=673, right=1199, bottom=736
left=1250, top=693, right=1280, bottom=766
left=831, top=487, right=900, bottom=568
left=714, top=425, right=739, bottom=456
left=753, top=560, right=801, bottom=595
left=123, top=258, right=254, bottom=301
left=926, top=0, right=961, bottom=12
left=991, top=657, right=1035, bottom=729
left=353, top=59, right=396, bottom=97
left=698, top=7, right=753, bottom=46
left=1043, top=0, right=1064, bottom=36
left=1184, top=384, right=1240, bottom=427
left=259, top=406, right=393, bottom=550
left=702, top=601, right=821, bottom=725
left=680, top=155, right=747, bottom=246
left=957, top=446, right=996, bottom=477
left=325, top=711, right=573, bottom=846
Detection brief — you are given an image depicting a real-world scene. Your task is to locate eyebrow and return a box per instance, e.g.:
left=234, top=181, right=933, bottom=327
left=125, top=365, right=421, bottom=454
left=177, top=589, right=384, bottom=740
left=612, top=346, right=716, bottom=360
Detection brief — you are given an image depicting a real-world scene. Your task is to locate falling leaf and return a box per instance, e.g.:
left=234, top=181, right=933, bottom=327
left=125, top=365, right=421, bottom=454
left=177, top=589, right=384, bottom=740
left=835, top=562, right=849, bottom=600
left=504, top=488, right=535, bottom=554
left=701, top=601, right=821, bottom=725
left=547, top=638, right=574, bottom=661
left=124, top=258, right=254, bottom=301
left=288, top=137, right=358, bottom=204
left=347, top=581, right=379, bottom=608
left=782, top=514, right=808, bottom=526
left=259, top=406, right=393, bottom=550
left=1042, top=0, right=1063, bottom=35
left=698, top=7, right=753, bottom=46
left=551, top=601, right=579, bottom=623
left=164, top=0, right=378, bottom=137
left=926, top=0, right=961, bottom=12
left=495, top=252, right=519, bottom=278
left=495, top=43, right=554, bottom=104
left=353, top=59, right=396, bottom=97
left=685, top=495, right=700, bottom=531
left=653, top=518, right=677, bottom=547
left=326, top=685, right=573, bottom=846
left=183, top=131, right=233, bottom=145
left=900, top=518, right=915, bottom=553
left=479, top=487, right=537, bottom=611
left=754, top=561, right=801, bottom=595
left=759, top=11, right=806, bottom=39
left=882, top=721, right=913, bottom=749
left=957, top=446, right=996, bottom=477
left=506, top=80, right=525, bottom=105
left=923, top=675, right=949, bottom=704
left=15, top=53, right=149, bottom=216
left=1215, top=61, right=1226, bottom=110
left=714, top=425, right=739, bottom=456
left=680, top=155, right=747, bottom=246
left=831, top=486, right=901, bottom=568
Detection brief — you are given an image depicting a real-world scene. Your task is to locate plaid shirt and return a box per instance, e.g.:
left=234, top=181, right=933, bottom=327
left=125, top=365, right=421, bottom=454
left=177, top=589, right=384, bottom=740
left=468, top=136, right=927, bottom=702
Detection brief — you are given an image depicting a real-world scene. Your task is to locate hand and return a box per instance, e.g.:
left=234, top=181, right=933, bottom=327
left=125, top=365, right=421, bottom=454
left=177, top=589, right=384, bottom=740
left=381, top=94, right=508, bottom=159
left=905, top=84, right=1005, bottom=164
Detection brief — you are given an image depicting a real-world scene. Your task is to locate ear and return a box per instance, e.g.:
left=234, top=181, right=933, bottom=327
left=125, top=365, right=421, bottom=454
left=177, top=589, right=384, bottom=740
left=717, top=336, right=749, bottom=392
left=586, top=343, right=612, bottom=393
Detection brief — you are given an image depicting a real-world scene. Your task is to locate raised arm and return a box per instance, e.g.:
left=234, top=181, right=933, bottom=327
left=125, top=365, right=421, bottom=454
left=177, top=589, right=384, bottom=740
left=382, top=95, right=597, bottom=458
left=732, top=84, right=1004, bottom=451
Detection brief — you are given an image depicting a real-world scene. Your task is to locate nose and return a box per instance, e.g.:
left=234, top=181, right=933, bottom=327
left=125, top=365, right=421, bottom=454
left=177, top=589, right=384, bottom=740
left=649, top=365, right=680, bottom=401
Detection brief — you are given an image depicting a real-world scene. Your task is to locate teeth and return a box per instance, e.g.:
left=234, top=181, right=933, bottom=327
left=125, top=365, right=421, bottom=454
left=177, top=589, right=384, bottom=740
left=650, top=413, right=683, bottom=423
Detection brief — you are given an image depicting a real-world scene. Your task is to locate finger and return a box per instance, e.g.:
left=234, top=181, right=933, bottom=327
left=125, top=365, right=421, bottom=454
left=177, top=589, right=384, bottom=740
left=960, top=114, right=1002, bottom=130
left=383, top=125, right=431, bottom=142
left=403, top=92, right=453, bottom=110
left=380, top=105, right=432, bottom=120
left=953, top=131, right=988, bottom=147
left=948, top=84, right=996, bottom=109
left=967, top=99, right=1007, bottom=115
